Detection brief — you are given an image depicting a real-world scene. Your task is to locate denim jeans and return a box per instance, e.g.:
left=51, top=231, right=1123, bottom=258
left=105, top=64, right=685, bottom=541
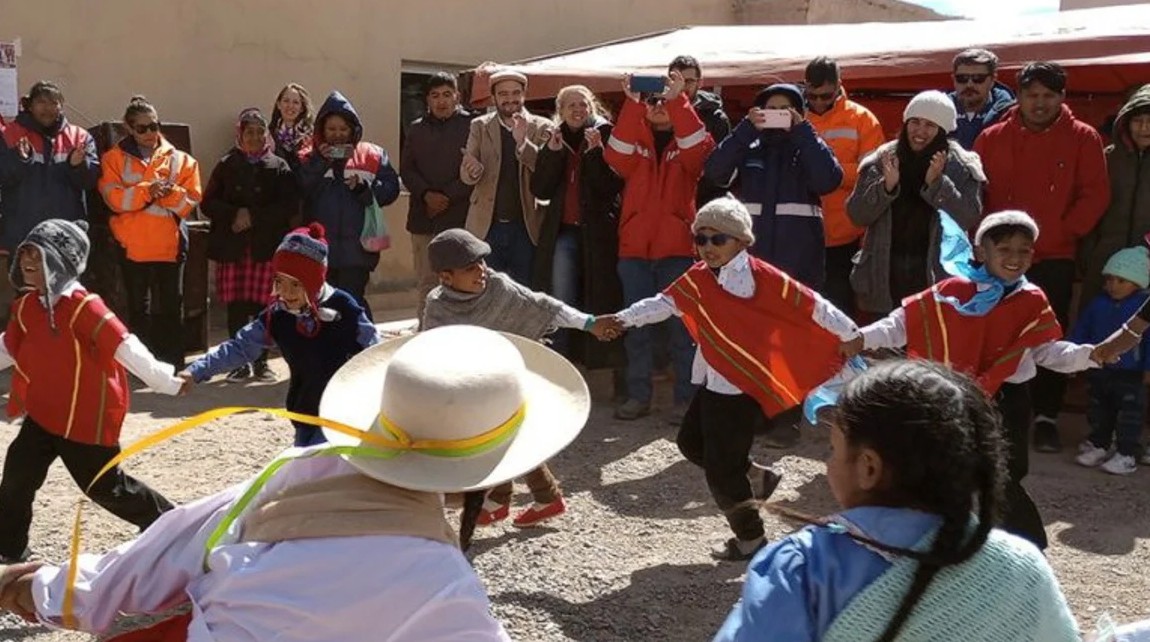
left=549, top=226, right=581, bottom=355
left=486, top=219, right=535, bottom=286
left=1086, top=369, right=1146, bottom=457
left=617, top=256, right=696, bottom=405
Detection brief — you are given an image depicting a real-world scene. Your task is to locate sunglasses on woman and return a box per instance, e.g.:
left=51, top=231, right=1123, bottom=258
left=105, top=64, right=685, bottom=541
left=694, top=232, right=731, bottom=247
left=132, top=122, right=161, bottom=134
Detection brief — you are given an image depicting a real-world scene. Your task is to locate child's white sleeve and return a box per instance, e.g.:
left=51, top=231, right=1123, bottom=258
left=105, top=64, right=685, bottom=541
left=115, top=335, right=183, bottom=395
left=553, top=303, right=594, bottom=330
left=812, top=294, right=860, bottom=341
left=861, top=309, right=907, bottom=350
left=1030, top=340, right=1099, bottom=373
left=0, top=333, right=12, bottom=371
left=615, top=294, right=680, bottom=328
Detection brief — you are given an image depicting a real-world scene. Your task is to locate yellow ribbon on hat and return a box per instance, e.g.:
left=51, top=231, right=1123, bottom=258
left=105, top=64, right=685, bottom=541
left=60, top=404, right=525, bottom=629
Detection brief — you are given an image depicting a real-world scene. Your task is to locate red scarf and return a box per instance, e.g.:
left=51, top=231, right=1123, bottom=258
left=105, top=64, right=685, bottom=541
left=665, top=259, right=845, bottom=417
left=903, top=277, right=1062, bottom=395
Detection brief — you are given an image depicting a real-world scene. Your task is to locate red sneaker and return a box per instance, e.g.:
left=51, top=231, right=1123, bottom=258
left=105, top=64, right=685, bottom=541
left=512, top=497, right=567, bottom=528
left=476, top=500, right=509, bottom=526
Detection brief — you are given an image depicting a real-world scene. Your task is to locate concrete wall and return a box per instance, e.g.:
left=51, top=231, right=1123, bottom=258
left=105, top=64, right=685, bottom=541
left=3, top=0, right=942, bottom=302
left=1061, top=0, right=1147, bottom=8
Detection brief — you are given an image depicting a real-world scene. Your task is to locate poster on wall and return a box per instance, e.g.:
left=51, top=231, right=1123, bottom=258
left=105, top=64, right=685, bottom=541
left=0, top=41, right=18, bottom=119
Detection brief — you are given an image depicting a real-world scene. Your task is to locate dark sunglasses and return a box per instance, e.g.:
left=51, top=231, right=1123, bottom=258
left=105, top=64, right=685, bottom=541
left=132, top=122, right=161, bottom=134
left=643, top=94, right=666, bottom=107
left=805, top=90, right=836, bottom=102
left=954, top=73, right=990, bottom=85
left=693, top=232, right=731, bottom=247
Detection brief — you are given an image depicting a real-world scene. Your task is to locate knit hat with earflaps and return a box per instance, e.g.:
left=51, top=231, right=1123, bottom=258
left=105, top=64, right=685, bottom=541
left=693, top=197, right=756, bottom=245
left=1103, top=247, right=1150, bottom=289
left=10, top=219, right=92, bottom=330
left=271, top=223, right=334, bottom=336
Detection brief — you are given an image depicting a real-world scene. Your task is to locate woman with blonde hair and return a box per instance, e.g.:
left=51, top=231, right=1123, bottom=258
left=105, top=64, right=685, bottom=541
left=531, top=85, right=624, bottom=374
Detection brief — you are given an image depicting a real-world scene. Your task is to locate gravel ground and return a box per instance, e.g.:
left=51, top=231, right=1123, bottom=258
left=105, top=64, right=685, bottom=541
left=1, top=364, right=1148, bottom=641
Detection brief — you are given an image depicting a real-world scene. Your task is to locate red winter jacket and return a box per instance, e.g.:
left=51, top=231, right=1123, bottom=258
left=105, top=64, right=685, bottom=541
left=604, top=94, right=714, bottom=260
left=973, top=104, right=1110, bottom=262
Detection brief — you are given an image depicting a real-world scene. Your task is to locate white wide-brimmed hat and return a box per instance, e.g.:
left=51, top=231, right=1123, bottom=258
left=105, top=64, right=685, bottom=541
left=320, top=325, right=590, bottom=493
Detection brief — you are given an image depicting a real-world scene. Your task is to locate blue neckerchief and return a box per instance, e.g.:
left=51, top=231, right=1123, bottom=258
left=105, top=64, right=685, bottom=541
left=802, top=211, right=1023, bottom=424
left=935, top=210, right=1024, bottom=317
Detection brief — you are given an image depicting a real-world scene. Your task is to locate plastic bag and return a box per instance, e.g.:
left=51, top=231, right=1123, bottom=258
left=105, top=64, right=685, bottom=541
left=361, top=197, right=391, bottom=253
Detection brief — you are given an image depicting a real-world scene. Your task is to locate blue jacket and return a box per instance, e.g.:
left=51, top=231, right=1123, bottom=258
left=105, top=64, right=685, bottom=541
left=0, top=113, right=100, bottom=252
left=1069, top=291, right=1150, bottom=371
left=948, top=83, right=1016, bottom=150
left=298, top=92, right=400, bottom=269
left=704, top=118, right=843, bottom=289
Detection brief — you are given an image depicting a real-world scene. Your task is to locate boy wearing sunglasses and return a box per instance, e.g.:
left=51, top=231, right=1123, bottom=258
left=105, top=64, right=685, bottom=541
left=606, top=197, right=859, bottom=560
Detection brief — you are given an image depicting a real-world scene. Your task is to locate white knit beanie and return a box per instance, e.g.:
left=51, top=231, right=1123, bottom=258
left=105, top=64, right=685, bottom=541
left=903, top=90, right=958, bottom=134
left=974, top=210, right=1040, bottom=246
left=693, top=197, right=755, bottom=244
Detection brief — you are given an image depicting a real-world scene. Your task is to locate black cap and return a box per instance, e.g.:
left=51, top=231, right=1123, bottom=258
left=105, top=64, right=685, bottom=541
left=428, top=228, right=492, bottom=273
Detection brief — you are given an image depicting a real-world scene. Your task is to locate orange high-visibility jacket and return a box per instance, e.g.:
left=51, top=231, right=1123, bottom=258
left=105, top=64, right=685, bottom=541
left=99, top=137, right=202, bottom=263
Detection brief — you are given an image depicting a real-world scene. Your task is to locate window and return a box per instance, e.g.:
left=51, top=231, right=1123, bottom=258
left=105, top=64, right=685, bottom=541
left=399, top=61, right=471, bottom=160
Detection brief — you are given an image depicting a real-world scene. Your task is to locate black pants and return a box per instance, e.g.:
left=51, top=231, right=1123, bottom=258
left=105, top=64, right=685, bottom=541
left=121, top=259, right=185, bottom=369
left=677, top=388, right=764, bottom=541
left=995, top=383, right=1049, bottom=550
left=823, top=241, right=859, bottom=318
left=227, top=301, right=268, bottom=368
left=0, top=417, right=174, bottom=559
left=327, top=267, right=374, bottom=322
left=1026, top=259, right=1076, bottom=424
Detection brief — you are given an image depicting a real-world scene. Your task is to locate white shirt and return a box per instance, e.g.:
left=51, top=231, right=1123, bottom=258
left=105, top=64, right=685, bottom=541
left=32, top=455, right=511, bottom=642
left=0, top=283, right=183, bottom=395
left=615, top=251, right=860, bottom=395
left=861, top=305, right=1098, bottom=384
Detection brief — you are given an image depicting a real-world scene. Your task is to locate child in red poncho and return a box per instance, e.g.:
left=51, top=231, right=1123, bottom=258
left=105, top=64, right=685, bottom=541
left=608, top=197, right=860, bottom=561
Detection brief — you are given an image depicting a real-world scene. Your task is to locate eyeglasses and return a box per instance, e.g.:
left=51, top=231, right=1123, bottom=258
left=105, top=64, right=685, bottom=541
left=805, top=90, right=836, bottom=102
left=132, top=122, right=161, bottom=134
left=954, top=73, right=990, bottom=85
left=693, top=232, right=731, bottom=247
left=643, top=95, right=666, bottom=107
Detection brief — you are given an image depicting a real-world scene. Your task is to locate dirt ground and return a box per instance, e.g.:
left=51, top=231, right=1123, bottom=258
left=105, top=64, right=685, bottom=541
left=1, top=352, right=1148, bottom=641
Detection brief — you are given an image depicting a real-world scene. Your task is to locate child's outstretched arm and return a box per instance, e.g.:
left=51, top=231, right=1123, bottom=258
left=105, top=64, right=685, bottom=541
left=614, top=294, right=680, bottom=330
left=551, top=302, right=623, bottom=341
left=117, top=334, right=183, bottom=395
left=811, top=293, right=860, bottom=341
left=842, top=309, right=907, bottom=357
left=183, top=318, right=270, bottom=385
left=1030, top=340, right=1103, bottom=373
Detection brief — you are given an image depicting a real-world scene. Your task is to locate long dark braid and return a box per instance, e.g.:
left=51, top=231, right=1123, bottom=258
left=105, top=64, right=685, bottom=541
left=827, top=360, right=1007, bottom=642
left=458, top=490, right=486, bottom=552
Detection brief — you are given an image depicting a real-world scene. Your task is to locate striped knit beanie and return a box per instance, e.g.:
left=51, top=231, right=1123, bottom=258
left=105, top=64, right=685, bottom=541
left=272, top=223, right=328, bottom=302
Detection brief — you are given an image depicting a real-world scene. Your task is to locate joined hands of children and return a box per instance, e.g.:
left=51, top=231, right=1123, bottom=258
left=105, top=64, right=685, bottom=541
left=0, top=561, right=42, bottom=622
left=839, top=336, right=864, bottom=358
left=590, top=315, right=625, bottom=342
left=177, top=371, right=195, bottom=396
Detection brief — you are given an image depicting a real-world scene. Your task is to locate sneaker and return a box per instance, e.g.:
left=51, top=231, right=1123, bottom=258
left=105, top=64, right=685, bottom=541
left=476, top=500, right=509, bottom=526
left=1032, top=420, right=1062, bottom=453
left=1076, top=446, right=1109, bottom=468
left=1078, top=439, right=1097, bottom=455
left=512, top=497, right=567, bottom=528
left=711, top=536, right=766, bottom=562
left=614, top=399, right=651, bottom=421
left=748, top=463, right=782, bottom=501
left=225, top=365, right=252, bottom=382
left=666, top=402, right=689, bottom=427
left=1101, top=454, right=1137, bottom=476
left=1141, top=452, right=1150, bottom=466
left=251, top=361, right=277, bottom=383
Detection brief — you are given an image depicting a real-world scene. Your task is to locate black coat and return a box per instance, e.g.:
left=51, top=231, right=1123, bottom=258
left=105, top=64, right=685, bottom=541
left=530, top=119, right=625, bottom=370
left=203, top=150, right=299, bottom=263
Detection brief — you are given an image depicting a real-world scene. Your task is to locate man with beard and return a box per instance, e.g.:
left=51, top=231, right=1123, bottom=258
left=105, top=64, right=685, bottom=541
left=460, top=70, right=550, bottom=286
left=947, top=48, right=1016, bottom=150
left=402, top=72, right=475, bottom=322
left=975, top=62, right=1110, bottom=454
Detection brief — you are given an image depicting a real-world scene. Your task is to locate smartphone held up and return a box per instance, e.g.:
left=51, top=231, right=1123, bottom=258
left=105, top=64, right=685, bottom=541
left=629, top=75, right=666, bottom=95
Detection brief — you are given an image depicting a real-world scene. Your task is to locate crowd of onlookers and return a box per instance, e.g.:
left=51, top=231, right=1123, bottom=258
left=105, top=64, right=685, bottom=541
left=1, top=47, right=1149, bottom=467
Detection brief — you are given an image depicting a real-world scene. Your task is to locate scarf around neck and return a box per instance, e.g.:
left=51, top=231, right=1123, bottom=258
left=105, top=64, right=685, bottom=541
left=422, top=269, right=563, bottom=341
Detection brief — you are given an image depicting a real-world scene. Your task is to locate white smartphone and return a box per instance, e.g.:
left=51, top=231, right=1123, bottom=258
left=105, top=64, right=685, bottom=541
left=761, top=109, right=792, bottom=129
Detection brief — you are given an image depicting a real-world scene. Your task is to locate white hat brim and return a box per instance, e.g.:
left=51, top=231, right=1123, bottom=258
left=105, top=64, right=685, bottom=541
left=319, top=332, right=590, bottom=493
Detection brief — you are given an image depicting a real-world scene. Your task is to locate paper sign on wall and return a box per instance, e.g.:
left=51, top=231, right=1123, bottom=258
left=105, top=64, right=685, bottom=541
left=0, top=41, right=18, bottom=118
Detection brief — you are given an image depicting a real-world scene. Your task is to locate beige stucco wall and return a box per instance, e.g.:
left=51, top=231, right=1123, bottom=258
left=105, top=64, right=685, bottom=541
left=3, top=0, right=940, bottom=300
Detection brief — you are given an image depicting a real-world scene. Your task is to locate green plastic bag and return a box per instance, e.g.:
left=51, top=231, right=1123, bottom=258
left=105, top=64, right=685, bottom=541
left=361, top=198, right=391, bottom=252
